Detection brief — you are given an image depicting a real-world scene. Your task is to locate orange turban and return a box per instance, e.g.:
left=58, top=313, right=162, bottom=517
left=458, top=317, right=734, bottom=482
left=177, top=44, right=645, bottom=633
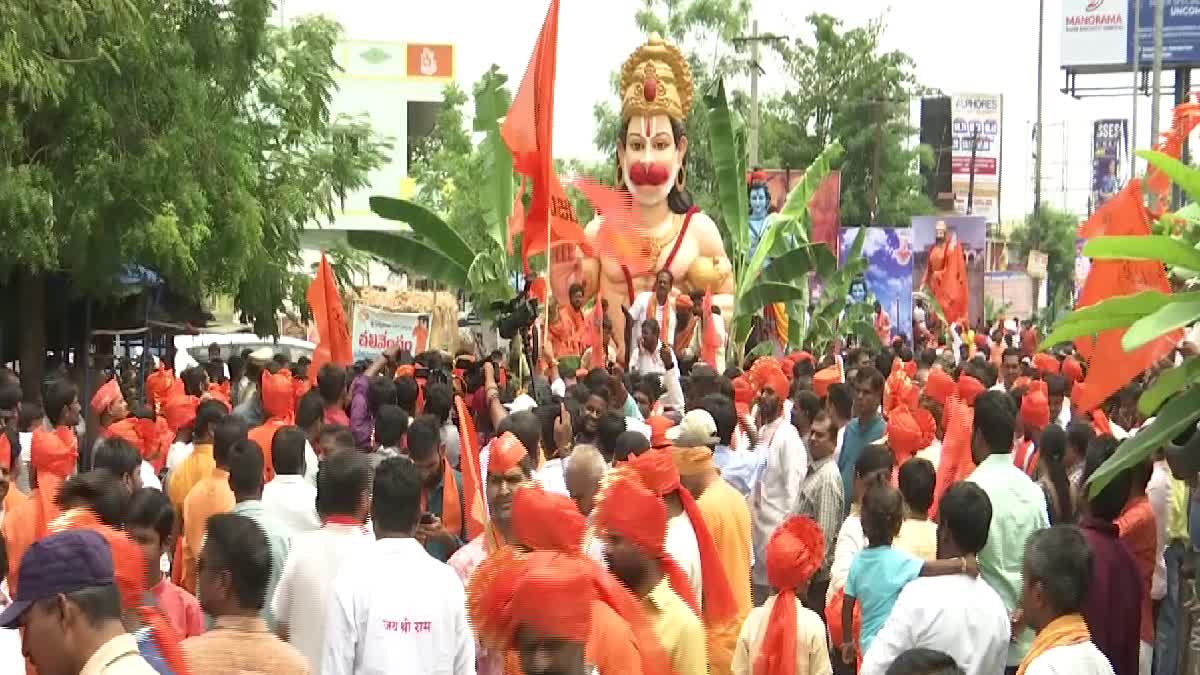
left=732, top=377, right=755, bottom=414
left=888, top=376, right=919, bottom=414
left=596, top=473, right=700, bottom=615
left=794, top=351, right=814, bottom=365
left=813, top=365, right=841, bottom=399
left=1033, top=352, right=1060, bottom=376
left=512, top=485, right=586, bottom=555
left=956, top=375, right=985, bottom=407
left=628, top=449, right=738, bottom=625
left=1062, top=355, right=1083, bottom=383
left=646, top=416, right=673, bottom=449
left=90, top=379, right=124, bottom=417
left=1020, top=381, right=1051, bottom=433
left=163, top=395, right=199, bottom=433
left=913, top=407, right=937, bottom=444
left=261, top=370, right=295, bottom=421
left=511, top=551, right=596, bottom=643
left=107, top=417, right=168, bottom=469
left=757, top=516, right=825, bottom=675
left=489, top=432, right=528, bottom=476
left=145, top=367, right=183, bottom=414
left=749, top=358, right=790, bottom=400
left=671, top=446, right=714, bottom=476
left=886, top=406, right=926, bottom=464
left=395, top=364, right=416, bottom=379
left=924, top=369, right=956, bottom=405
left=31, top=427, right=76, bottom=479
left=0, top=433, right=10, bottom=471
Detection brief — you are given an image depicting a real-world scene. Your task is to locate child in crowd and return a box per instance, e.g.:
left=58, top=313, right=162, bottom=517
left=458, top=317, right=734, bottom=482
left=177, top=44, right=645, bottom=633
left=125, top=487, right=205, bottom=638
left=841, top=483, right=977, bottom=665
left=895, top=458, right=938, bottom=561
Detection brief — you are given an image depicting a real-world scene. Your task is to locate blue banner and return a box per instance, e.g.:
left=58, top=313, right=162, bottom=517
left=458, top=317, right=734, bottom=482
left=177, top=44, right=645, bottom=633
left=1130, top=0, right=1200, bottom=65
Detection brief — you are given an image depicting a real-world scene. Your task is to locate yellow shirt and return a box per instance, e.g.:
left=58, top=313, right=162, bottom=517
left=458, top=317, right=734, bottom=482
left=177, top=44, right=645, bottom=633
left=894, top=518, right=938, bottom=561
left=1168, top=477, right=1189, bottom=542
left=167, top=443, right=215, bottom=513
left=180, top=468, right=234, bottom=594
left=644, top=578, right=708, bottom=675
left=732, top=594, right=832, bottom=675
left=697, top=477, right=753, bottom=675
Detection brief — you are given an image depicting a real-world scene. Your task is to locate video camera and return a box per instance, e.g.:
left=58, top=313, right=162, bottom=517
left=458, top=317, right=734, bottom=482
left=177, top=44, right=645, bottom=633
left=491, top=280, right=540, bottom=340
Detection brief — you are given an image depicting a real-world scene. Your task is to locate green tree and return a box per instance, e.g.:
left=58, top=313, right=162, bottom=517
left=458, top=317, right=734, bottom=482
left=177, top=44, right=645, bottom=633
left=757, top=14, right=934, bottom=225
left=591, top=0, right=752, bottom=217
left=2, top=1, right=385, bottom=391
left=1006, top=205, right=1079, bottom=316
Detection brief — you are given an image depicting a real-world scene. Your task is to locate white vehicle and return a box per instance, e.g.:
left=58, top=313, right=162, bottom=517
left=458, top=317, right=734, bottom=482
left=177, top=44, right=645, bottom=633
left=173, top=333, right=316, bottom=373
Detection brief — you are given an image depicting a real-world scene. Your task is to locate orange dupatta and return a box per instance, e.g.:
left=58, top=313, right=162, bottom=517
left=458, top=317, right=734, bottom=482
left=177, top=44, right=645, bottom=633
left=421, top=456, right=463, bottom=539
left=1016, top=614, right=1091, bottom=675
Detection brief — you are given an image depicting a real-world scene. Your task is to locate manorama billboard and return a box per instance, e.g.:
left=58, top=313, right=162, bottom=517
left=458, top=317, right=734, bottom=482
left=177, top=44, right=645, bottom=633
left=1062, top=0, right=1200, bottom=71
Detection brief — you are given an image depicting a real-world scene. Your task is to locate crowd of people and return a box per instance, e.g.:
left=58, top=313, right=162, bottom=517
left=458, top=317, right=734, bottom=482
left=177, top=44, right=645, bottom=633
left=0, top=319, right=1193, bottom=675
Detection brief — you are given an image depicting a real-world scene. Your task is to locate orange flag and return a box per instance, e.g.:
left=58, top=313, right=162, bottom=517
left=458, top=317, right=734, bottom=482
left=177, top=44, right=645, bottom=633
left=307, top=253, right=353, bottom=382
left=500, top=0, right=589, bottom=269
left=455, top=395, right=487, bottom=540
left=1073, top=179, right=1179, bottom=412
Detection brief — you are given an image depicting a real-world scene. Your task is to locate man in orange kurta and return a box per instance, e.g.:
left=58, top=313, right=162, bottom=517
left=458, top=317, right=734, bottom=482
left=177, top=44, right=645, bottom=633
left=0, top=433, right=27, bottom=528
left=674, top=444, right=752, bottom=675
left=920, top=220, right=968, bottom=325
left=247, top=368, right=295, bottom=483
left=2, top=428, right=77, bottom=592
left=179, top=416, right=245, bottom=593
left=549, top=283, right=589, bottom=358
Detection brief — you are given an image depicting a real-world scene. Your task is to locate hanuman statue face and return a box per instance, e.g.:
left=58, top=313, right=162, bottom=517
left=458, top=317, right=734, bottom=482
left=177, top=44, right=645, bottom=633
left=618, top=113, right=688, bottom=207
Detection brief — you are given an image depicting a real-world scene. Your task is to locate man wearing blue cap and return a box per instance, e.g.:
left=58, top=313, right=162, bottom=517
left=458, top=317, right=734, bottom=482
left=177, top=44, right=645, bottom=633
left=0, top=529, right=158, bottom=674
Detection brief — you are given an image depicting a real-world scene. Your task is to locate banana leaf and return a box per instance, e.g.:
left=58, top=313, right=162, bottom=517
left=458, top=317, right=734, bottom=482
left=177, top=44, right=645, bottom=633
left=347, top=231, right=470, bottom=288
left=705, top=80, right=749, bottom=265
left=764, top=243, right=837, bottom=283
left=1139, top=150, right=1200, bottom=206
left=1122, top=292, right=1200, bottom=351
left=1040, top=291, right=1172, bottom=347
left=474, top=69, right=514, bottom=250
left=1087, top=385, right=1200, bottom=496
left=737, top=282, right=809, bottom=315
left=369, top=196, right=476, bottom=270
left=1139, top=355, right=1200, bottom=416
left=1083, top=235, right=1200, bottom=272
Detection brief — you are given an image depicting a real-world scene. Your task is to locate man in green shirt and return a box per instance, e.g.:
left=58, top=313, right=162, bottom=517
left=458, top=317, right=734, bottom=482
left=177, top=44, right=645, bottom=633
left=966, top=390, right=1050, bottom=669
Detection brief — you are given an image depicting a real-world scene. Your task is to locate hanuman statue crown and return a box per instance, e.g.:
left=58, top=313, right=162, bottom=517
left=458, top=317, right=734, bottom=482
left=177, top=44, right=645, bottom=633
left=620, top=33, right=694, bottom=123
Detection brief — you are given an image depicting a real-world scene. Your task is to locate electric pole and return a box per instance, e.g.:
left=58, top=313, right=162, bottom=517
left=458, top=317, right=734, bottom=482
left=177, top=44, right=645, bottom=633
left=1151, top=0, right=1165, bottom=146
left=733, top=23, right=785, bottom=167
left=750, top=20, right=760, bottom=166
left=1131, top=0, right=1141, bottom=177
left=1034, top=0, right=1045, bottom=219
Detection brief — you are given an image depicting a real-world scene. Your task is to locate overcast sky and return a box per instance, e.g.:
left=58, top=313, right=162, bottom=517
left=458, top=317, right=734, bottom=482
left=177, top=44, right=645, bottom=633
left=280, top=0, right=1186, bottom=224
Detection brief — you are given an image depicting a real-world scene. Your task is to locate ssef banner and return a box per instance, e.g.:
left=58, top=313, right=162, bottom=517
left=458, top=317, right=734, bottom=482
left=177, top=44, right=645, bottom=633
left=351, top=306, right=430, bottom=362
left=1091, top=119, right=1127, bottom=214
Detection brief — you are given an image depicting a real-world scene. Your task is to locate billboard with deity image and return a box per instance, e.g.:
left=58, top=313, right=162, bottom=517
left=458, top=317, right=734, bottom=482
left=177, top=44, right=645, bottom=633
left=840, top=227, right=914, bottom=342
left=911, top=215, right=987, bottom=328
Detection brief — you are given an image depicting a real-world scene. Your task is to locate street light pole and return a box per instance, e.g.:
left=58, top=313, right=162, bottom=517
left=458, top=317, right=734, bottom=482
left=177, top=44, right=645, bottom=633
left=1151, top=0, right=1165, bottom=146
left=1034, top=0, right=1045, bottom=219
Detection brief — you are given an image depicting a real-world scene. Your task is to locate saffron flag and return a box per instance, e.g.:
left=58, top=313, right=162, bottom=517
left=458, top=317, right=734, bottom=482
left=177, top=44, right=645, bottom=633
left=500, top=0, right=589, bottom=269
left=455, top=396, right=487, bottom=539
left=572, top=176, right=649, bottom=276
left=1073, top=179, right=1178, bottom=412
left=306, top=253, right=353, bottom=383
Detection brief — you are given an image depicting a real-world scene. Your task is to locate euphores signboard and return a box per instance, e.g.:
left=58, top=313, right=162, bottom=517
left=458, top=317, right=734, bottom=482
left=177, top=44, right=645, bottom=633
left=1063, top=0, right=1200, bottom=71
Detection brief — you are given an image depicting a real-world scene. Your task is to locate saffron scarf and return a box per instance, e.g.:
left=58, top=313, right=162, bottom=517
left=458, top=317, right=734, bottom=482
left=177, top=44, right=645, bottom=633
left=420, top=456, right=463, bottom=540
left=1016, top=614, right=1091, bottom=675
